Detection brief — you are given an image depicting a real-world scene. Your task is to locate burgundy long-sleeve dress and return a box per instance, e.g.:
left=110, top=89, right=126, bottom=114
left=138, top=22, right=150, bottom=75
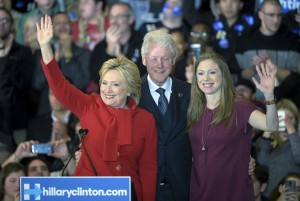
left=189, top=100, right=256, bottom=201
left=41, top=58, right=157, bottom=201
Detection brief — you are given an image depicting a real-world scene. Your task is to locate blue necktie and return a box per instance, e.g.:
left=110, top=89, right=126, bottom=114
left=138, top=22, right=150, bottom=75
left=156, top=88, right=168, bottom=115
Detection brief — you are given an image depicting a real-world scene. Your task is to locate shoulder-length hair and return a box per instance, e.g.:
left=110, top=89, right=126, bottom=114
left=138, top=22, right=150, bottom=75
left=0, top=162, right=25, bottom=200
left=187, top=52, right=237, bottom=132
left=99, top=58, right=141, bottom=104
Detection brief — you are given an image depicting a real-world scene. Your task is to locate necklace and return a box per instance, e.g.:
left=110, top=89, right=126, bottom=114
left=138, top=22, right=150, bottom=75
left=201, top=108, right=213, bottom=151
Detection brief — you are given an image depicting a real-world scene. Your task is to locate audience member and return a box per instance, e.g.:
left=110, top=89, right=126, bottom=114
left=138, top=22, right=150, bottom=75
left=0, top=8, right=35, bottom=157
left=282, top=8, right=300, bottom=37
left=256, top=99, right=300, bottom=197
left=252, top=165, right=269, bottom=201
left=138, top=0, right=189, bottom=38
left=235, top=0, right=300, bottom=106
left=235, top=78, right=265, bottom=112
left=121, top=0, right=166, bottom=30
left=269, top=172, right=300, bottom=201
left=185, top=22, right=215, bottom=83
left=170, top=29, right=189, bottom=81
left=23, top=15, right=40, bottom=54
left=63, top=0, right=79, bottom=19
left=22, top=156, right=51, bottom=176
left=15, top=0, right=59, bottom=44
left=0, top=0, right=22, bottom=32
left=90, top=2, right=145, bottom=92
left=189, top=22, right=214, bottom=54
left=36, top=15, right=158, bottom=201
left=1, top=140, right=76, bottom=176
left=0, top=162, right=25, bottom=201
left=27, top=89, right=78, bottom=144
left=26, top=88, right=79, bottom=173
left=187, top=52, right=278, bottom=200
left=72, top=0, right=109, bottom=51
left=33, top=12, right=91, bottom=115
left=139, top=29, right=192, bottom=201
left=184, top=0, right=257, bottom=84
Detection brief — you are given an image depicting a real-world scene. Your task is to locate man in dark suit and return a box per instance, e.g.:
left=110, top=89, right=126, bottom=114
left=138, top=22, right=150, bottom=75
left=139, top=29, right=192, bottom=201
left=26, top=89, right=78, bottom=173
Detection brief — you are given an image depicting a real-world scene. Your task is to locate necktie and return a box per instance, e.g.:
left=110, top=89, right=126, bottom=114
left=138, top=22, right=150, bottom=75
left=156, top=88, right=168, bottom=115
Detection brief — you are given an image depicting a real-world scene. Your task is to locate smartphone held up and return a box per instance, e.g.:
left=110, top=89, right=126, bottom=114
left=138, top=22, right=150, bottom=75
left=285, top=180, right=296, bottom=193
left=190, top=43, right=201, bottom=58
left=278, top=110, right=286, bottom=132
left=31, top=143, right=53, bottom=154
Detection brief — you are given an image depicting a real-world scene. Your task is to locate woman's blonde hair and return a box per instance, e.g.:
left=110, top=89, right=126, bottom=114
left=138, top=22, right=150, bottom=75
left=187, top=52, right=237, bottom=132
left=99, top=58, right=141, bottom=104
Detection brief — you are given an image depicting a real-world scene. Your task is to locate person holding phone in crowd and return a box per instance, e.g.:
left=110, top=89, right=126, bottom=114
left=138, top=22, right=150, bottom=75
left=1, top=140, right=76, bottom=176
left=256, top=99, right=300, bottom=197
left=269, top=172, right=300, bottom=201
left=35, top=15, right=157, bottom=201
left=187, top=52, right=278, bottom=200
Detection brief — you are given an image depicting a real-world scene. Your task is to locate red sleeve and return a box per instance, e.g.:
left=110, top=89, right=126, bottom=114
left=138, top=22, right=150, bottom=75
left=138, top=114, right=157, bottom=201
left=41, top=58, right=96, bottom=118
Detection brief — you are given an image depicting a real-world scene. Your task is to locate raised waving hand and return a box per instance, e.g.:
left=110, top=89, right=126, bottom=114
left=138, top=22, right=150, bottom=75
left=36, top=15, right=54, bottom=64
left=252, top=59, right=276, bottom=98
left=36, top=15, right=53, bottom=47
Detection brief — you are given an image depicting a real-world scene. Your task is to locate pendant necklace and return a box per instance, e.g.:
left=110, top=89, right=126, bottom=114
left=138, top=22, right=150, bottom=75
left=201, top=108, right=213, bottom=151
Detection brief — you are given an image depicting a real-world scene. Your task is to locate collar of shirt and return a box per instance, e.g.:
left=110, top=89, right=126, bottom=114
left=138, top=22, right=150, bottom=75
left=51, top=110, right=71, bottom=124
left=147, top=74, right=172, bottom=105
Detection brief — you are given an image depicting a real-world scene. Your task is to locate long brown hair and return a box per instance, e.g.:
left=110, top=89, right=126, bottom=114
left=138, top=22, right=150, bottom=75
left=187, top=52, right=237, bottom=132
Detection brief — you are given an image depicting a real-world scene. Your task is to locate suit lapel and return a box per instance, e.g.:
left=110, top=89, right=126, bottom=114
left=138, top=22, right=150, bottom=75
left=164, top=78, right=181, bottom=142
left=140, top=76, right=166, bottom=141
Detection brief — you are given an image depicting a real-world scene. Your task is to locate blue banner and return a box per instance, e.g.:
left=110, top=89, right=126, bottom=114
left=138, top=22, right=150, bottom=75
left=20, top=176, right=131, bottom=201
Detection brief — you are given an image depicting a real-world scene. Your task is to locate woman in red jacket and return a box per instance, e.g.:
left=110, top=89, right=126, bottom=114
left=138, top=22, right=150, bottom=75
left=36, top=15, right=157, bottom=201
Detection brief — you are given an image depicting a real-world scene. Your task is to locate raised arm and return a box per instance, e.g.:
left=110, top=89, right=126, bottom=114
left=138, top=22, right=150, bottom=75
left=249, top=59, right=279, bottom=132
left=36, top=15, right=54, bottom=64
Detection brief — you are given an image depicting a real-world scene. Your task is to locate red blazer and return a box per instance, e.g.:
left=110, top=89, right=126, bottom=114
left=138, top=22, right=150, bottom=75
left=41, top=59, right=157, bottom=201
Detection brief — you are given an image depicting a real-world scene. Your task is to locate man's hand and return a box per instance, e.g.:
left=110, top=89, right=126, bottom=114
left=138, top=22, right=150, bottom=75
left=50, top=120, right=69, bottom=142
left=252, top=51, right=270, bottom=67
left=49, top=140, right=70, bottom=161
left=106, top=25, right=122, bottom=56
left=15, top=140, right=39, bottom=159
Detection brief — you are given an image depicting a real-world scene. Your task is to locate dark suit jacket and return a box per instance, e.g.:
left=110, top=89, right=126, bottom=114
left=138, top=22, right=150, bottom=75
left=26, top=111, right=78, bottom=172
left=32, top=43, right=91, bottom=115
left=27, top=112, right=78, bottom=143
left=139, top=75, right=192, bottom=201
left=0, top=41, right=35, bottom=149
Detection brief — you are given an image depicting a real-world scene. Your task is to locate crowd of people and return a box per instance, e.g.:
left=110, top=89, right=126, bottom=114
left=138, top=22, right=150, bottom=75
left=0, top=0, right=300, bottom=200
